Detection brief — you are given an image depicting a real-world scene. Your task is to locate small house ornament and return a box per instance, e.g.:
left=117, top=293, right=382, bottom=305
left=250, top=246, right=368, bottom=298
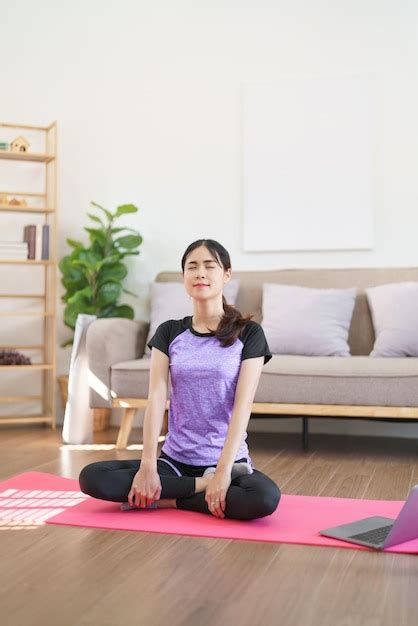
left=9, top=197, right=28, bottom=207
left=10, top=136, right=30, bottom=152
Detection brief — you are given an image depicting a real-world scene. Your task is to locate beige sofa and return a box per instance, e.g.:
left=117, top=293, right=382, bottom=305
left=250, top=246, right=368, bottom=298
left=86, top=267, right=418, bottom=449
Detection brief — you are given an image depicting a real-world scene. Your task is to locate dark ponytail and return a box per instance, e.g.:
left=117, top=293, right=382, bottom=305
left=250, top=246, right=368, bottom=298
left=181, top=239, right=253, bottom=347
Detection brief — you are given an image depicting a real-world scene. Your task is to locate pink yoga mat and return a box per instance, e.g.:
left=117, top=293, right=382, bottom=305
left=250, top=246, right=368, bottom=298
left=1, top=471, right=417, bottom=554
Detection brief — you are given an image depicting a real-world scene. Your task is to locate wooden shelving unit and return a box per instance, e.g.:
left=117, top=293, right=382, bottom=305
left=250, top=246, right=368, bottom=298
left=0, top=151, right=55, bottom=163
left=0, top=121, right=57, bottom=429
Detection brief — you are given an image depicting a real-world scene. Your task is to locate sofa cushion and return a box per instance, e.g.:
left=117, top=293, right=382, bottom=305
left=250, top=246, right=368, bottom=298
left=143, top=279, right=240, bottom=357
left=365, top=282, right=418, bottom=357
left=111, top=358, right=171, bottom=399
left=156, top=268, right=418, bottom=356
left=261, top=284, right=357, bottom=356
left=110, top=354, right=418, bottom=408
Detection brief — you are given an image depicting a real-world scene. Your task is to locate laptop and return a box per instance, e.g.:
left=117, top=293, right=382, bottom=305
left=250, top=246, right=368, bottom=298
left=319, top=484, right=418, bottom=550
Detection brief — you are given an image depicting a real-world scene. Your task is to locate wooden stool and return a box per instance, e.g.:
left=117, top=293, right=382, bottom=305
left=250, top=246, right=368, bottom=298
left=113, top=398, right=169, bottom=450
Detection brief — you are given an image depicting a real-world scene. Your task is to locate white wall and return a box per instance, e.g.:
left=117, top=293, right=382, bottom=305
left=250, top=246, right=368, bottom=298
left=1, top=0, right=418, bottom=438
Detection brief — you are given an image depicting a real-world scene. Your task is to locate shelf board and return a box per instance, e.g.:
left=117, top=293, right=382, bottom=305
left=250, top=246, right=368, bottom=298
left=0, top=191, right=46, bottom=197
left=0, top=259, right=54, bottom=264
left=0, top=204, right=55, bottom=213
left=0, top=312, right=54, bottom=317
left=0, top=395, right=42, bottom=403
left=0, top=150, right=55, bottom=163
left=0, top=294, right=46, bottom=298
left=0, top=122, right=53, bottom=131
left=0, top=364, right=53, bottom=370
left=0, top=345, right=44, bottom=350
left=0, top=415, right=54, bottom=424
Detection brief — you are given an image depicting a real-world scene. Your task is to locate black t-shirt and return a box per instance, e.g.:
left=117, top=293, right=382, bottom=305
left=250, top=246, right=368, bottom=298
left=147, top=315, right=272, bottom=364
left=146, top=315, right=272, bottom=465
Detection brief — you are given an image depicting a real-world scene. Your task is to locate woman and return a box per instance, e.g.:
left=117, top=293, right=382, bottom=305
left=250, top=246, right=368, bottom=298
left=79, top=239, right=281, bottom=520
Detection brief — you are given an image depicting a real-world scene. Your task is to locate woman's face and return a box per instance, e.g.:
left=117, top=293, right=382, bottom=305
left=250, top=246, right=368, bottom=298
left=183, top=246, right=231, bottom=301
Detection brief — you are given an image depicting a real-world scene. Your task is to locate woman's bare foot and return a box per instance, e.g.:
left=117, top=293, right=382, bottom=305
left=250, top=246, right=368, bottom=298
left=195, top=472, right=215, bottom=494
left=155, top=498, right=177, bottom=509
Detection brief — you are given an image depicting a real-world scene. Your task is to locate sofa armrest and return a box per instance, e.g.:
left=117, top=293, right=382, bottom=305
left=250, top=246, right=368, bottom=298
left=86, top=318, right=150, bottom=408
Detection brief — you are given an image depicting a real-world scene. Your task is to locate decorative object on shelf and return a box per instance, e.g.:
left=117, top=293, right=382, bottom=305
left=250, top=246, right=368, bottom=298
left=0, top=240, right=28, bottom=260
left=10, top=136, right=29, bottom=153
left=0, top=142, right=9, bottom=151
left=0, top=350, right=32, bottom=365
left=59, top=201, right=142, bottom=347
left=23, top=224, right=49, bottom=259
left=9, top=197, right=28, bottom=207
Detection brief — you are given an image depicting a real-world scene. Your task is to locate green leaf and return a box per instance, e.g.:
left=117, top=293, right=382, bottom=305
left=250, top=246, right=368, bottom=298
left=58, top=255, right=71, bottom=273
left=73, top=250, right=102, bottom=272
left=118, top=250, right=140, bottom=257
left=111, top=227, right=128, bottom=234
left=84, top=227, right=108, bottom=247
left=97, top=262, right=128, bottom=284
left=114, top=204, right=138, bottom=218
left=90, top=201, right=113, bottom=221
left=96, top=282, right=122, bottom=307
left=66, top=238, right=85, bottom=250
left=72, top=260, right=95, bottom=275
left=62, top=274, right=88, bottom=293
left=98, top=254, right=122, bottom=268
left=97, top=304, right=119, bottom=317
left=63, top=301, right=96, bottom=329
left=59, top=256, right=88, bottom=291
left=60, top=338, right=74, bottom=348
left=114, top=234, right=142, bottom=249
left=79, top=249, right=102, bottom=264
left=98, top=304, right=135, bottom=319
left=87, top=213, right=105, bottom=226
left=67, top=286, right=93, bottom=306
left=122, top=287, right=139, bottom=297
left=114, top=304, right=135, bottom=318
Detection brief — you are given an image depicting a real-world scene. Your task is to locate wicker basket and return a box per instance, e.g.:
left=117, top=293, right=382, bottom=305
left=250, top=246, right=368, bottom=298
left=92, top=408, right=111, bottom=431
left=57, top=375, right=110, bottom=432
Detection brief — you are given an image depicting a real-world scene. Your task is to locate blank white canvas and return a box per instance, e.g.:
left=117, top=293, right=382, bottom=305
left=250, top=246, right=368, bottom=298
left=242, top=75, right=375, bottom=251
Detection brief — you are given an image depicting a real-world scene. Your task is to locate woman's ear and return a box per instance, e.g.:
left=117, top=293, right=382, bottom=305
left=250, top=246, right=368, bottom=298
left=224, top=269, right=232, bottom=284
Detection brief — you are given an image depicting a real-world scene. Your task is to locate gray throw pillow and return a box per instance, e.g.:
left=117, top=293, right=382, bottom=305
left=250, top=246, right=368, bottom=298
left=262, top=283, right=357, bottom=356
left=365, top=282, right=418, bottom=357
left=144, top=279, right=240, bottom=357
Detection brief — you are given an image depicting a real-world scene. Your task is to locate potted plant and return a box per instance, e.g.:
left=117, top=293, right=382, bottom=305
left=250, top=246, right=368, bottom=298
left=59, top=201, right=142, bottom=346
left=58, top=201, right=142, bottom=430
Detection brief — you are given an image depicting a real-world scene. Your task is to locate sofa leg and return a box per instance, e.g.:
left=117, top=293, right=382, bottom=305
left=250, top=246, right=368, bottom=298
left=116, top=407, right=137, bottom=450
left=302, top=417, right=309, bottom=450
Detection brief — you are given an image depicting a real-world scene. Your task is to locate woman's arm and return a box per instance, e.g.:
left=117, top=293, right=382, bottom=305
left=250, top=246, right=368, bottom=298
left=217, top=356, right=264, bottom=472
left=141, top=347, right=169, bottom=468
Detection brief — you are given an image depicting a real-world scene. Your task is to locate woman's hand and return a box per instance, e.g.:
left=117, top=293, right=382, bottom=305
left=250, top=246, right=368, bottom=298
left=205, top=469, right=231, bottom=518
left=128, top=465, right=162, bottom=508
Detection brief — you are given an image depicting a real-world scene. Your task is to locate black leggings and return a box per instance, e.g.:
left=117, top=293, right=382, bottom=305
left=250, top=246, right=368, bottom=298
left=79, top=450, right=281, bottom=520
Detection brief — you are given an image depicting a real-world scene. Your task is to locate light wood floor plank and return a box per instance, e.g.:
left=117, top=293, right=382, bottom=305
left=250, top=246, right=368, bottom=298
left=0, top=426, right=417, bottom=626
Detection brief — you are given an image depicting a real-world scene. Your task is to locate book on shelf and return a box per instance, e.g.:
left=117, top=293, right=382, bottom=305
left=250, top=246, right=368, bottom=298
left=23, top=224, right=49, bottom=260
left=0, top=241, right=28, bottom=259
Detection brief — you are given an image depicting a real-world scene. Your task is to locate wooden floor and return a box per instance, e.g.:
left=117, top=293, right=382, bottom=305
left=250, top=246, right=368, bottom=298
left=0, top=425, right=417, bottom=626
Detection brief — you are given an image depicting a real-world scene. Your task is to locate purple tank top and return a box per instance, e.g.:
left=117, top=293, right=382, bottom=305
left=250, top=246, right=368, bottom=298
left=147, top=315, right=272, bottom=466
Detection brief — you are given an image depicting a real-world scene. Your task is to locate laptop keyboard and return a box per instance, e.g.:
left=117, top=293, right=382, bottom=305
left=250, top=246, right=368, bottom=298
left=348, top=524, right=393, bottom=545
